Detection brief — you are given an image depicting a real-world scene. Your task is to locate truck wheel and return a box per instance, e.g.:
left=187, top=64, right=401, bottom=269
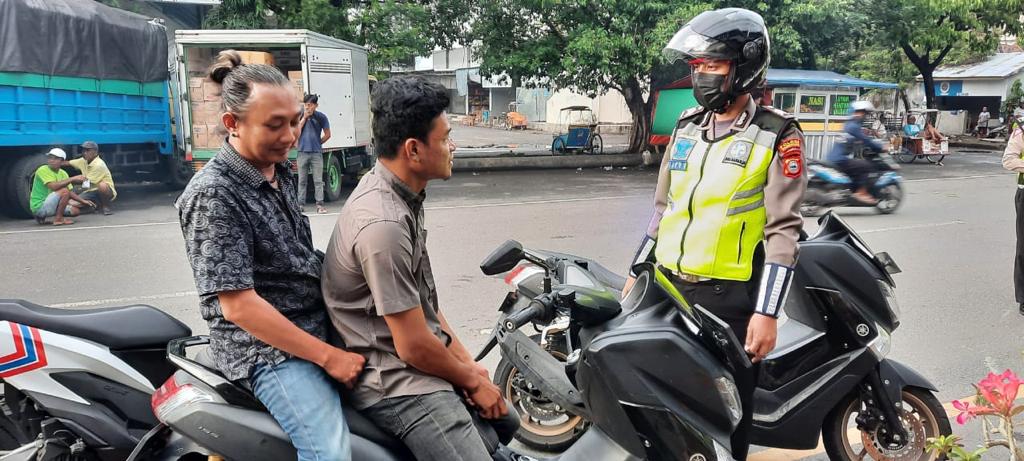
left=4, top=154, right=41, bottom=219
left=164, top=153, right=194, bottom=190
left=324, top=154, right=344, bottom=202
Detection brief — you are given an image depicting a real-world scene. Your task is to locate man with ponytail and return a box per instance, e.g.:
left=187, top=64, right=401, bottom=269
left=177, top=50, right=360, bottom=461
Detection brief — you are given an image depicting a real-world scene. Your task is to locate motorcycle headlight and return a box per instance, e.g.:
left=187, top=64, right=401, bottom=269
left=877, top=280, right=901, bottom=320
left=714, top=377, right=742, bottom=426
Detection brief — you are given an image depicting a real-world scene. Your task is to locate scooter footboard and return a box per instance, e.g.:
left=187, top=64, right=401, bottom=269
left=496, top=328, right=588, bottom=419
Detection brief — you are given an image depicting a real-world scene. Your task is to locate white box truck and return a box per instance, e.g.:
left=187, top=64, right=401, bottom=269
left=172, top=29, right=372, bottom=201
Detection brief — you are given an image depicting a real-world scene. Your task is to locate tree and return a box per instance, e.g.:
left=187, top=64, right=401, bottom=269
left=203, top=0, right=460, bottom=75
left=865, top=0, right=1023, bottom=109
left=723, top=0, right=869, bottom=70
left=470, top=1, right=713, bottom=154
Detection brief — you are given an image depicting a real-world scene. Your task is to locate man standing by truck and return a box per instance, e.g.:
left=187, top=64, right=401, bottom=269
left=296, top=94, right=331, bottom=214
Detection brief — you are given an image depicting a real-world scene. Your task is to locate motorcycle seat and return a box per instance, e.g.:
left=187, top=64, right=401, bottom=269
left=0, top=299, right=191, bottom=350
left=193, top=348, right=413, bottom=458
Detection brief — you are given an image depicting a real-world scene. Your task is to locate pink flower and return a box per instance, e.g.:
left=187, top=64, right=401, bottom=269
left=952, top=400, right=975, bottom=425
left=976, top=370, right=1022, bottom=416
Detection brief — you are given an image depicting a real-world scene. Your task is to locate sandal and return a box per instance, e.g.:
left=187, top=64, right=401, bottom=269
left=316, top=205, right=328, bottom=214
left=53, top=219, right=75, bottom=226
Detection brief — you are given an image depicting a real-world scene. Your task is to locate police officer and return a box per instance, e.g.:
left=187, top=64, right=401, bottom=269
left=1002, top=119, right=1024, bottom=316
left=625, top=8, right=807, bottom=460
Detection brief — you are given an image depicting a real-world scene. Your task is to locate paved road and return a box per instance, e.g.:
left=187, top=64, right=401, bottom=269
left=1, top=148, right=1021, bottom=459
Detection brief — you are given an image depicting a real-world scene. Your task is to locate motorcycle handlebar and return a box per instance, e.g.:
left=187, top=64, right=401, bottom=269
left=503, top=297, right=551, bottom=332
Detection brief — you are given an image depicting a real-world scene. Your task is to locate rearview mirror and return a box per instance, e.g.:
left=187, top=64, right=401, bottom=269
left=480, top=240, right=525, bottom=275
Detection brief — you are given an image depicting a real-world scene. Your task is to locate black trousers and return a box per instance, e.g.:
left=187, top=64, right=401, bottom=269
left=1015, top=189, right=1024, bottom=303
left=672, top=276, right=760, bottom=461
left=836, top=158, right=874, bottom=191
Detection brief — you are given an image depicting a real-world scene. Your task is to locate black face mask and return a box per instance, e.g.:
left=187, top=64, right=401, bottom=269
left=692, top=72, right=732, bottom=113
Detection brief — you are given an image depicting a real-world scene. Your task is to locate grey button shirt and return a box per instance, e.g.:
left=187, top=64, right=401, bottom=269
left=322, top=162, right=452, bottom=409
left=177, top=142, right=327, bottom=381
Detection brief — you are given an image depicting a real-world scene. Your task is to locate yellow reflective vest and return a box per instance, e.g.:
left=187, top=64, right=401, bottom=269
left=655, top=110, right=793, bottom=281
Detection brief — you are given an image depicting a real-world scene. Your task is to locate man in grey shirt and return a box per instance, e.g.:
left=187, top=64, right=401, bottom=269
left=322, top=75, right=518, bottom=460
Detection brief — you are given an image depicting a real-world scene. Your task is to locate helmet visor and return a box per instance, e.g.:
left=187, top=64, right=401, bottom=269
left=663, top=25, right=737, bottom=63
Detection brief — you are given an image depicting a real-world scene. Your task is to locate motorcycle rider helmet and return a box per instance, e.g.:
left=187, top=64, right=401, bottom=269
left=851, top=100, right=876, bottom=114
left=663, top=8, right=770, bottom=112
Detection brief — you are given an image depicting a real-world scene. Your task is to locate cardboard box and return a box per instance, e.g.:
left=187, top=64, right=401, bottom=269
left=237, top=51, right=274, bottom=66
left=191, top=124, right=208, bottom=149
left=188, top=86, right=204, bottom=103
left=288, top=71, right=303, bottom=81
left=187, top=48, right=214, bottom=77
left=202, top=81, right=220, bottom=102
left=207, top=124, right=225, bottom=147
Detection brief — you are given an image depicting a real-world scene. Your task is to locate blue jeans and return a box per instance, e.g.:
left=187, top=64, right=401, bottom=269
left=33, top=192, right=74, bottom=219
left=250, top=359, right=351, bottom=461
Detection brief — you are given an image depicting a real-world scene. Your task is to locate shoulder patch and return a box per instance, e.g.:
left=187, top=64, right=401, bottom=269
left=779, top=137, right=803, bottom=178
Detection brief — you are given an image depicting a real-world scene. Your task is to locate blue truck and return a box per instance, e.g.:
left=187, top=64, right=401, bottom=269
left=0, top=2, right=376, bottom=219
left=0, top=0, right=191, bottom=218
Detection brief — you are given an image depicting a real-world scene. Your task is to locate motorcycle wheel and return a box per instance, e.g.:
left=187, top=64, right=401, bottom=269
left=495, top=346, right=588, bottom=452
left=925, top=154, right=945, bottom=164
left=875, top=184, right=903, bottom=214
left=823, top=387, right=950, bottom=461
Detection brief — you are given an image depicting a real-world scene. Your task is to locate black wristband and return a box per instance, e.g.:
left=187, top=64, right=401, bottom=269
left=629, top=235, right=657, bottom=277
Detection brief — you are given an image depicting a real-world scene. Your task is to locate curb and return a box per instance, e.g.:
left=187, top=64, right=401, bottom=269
left=948, top=139, right=1005, bottom=150
left=453, top=153, right=643, bottom=172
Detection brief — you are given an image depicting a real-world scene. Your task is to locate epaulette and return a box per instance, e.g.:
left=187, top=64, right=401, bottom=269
left=753, top=105, right=798, bottom=134
left=678, top=106, right=707, bottom=123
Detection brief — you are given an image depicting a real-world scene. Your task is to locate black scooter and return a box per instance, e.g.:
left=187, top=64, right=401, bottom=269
left=477, top=212, right=951, bottom=461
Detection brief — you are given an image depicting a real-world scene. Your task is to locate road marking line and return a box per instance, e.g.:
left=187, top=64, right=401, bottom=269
left=0, top=195, right=650, bottom=235
left=0, top=221, right=178, bottom=236
left=905, top=173, right=1006, bottom=183
left=50, top=291, right=198, bottom=308
left=859, top=220, right=965, bottom=234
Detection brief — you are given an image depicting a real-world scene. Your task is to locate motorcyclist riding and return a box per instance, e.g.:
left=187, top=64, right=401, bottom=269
left=826, top=100, right=885, bottom=205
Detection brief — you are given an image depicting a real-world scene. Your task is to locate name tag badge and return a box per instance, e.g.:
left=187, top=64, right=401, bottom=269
left=669, top=138, right=695, bottom=171
left=723, top=140, right=753, bottom=167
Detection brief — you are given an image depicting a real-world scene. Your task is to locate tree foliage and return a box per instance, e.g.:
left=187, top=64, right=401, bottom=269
left=203, top=0, right=462, bottom=75
left=469, top=0, right=713, bottom=153
left=861, top=0, right=1023, bottom=108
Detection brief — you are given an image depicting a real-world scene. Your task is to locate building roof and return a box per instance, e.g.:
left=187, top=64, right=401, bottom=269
left=927, top=53, right=1024, bottom=80
left=766, top=69, right=898, bottom=89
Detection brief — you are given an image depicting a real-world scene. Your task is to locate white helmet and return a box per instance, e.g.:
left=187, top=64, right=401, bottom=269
left=850, top=100, right=875, bottom=113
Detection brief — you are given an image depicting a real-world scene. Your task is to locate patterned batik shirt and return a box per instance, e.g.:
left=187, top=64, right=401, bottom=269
left=176, top=142, right=327, bottom=381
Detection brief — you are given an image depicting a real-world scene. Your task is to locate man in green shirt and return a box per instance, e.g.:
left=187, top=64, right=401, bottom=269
left=30, top=148, right=92, bottom=226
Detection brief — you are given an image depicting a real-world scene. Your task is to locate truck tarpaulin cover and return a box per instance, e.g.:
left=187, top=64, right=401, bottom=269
left=0, top=0, right=167, bottom=82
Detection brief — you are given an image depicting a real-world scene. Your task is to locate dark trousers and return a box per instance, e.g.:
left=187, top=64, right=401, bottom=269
left=673, top=277, right=760, bottom=461
left=836, top=158, right=874, bottom=191
left=1015, top=189, right=1024, bottom=303
left=362, top=390, right=519, bottom=461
